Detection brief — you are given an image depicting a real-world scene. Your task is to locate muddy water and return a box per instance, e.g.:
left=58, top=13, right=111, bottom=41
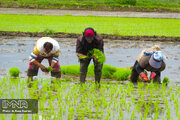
left=0, top=36, right=179, bottom=82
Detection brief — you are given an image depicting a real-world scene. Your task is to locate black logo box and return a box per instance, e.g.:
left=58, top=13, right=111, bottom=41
left=0, top=99, right=38, bottom=114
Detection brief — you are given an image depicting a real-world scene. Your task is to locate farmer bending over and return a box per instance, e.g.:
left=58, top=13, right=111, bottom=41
left=130, top=45, right=166, bottom=83
left=27, top=37, right=61, bottom=81
left=76, top=27, right=104, bottom=84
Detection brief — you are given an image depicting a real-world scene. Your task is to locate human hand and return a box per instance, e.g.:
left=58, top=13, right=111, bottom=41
left=92, top=55, right=98, bottom=60
left=77, top=53, right=88, bottom=60
left=140, top=72, right=149, bottom=82
left=40, top=65, right=48, bottom=72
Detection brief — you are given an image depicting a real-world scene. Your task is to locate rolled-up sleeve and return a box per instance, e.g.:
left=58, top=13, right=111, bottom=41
left=52, top=56, right=59, bottom=63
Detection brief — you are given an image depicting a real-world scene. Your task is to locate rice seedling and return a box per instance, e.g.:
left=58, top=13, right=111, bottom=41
left=46, top=66, right=53, bottom=72
left=163, top=77, right=170, bottom=84
left=43, top=28, right=55, bottom=35
left=0, top=75, right=179, bottom=119
left=87, top=48, right=106, bottom=64
left=113, top=68, right=131, bottom=80
left=101, top=64, right=117, bottom=78
left=61, top=64, right=131, bottom=80
left=1, top=14, right=180, bottom=37
left=78, top=56, right=88, bottom=60
left=61, top=65, right=80, bottom=75
left=8, top=67, right=20, bottom=77
left=78, top=49, right=105, bottom=65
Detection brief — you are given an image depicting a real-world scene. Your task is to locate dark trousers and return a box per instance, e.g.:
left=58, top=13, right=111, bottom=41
left=80, top=58, right=103, bottom=84
left=130, top=61, right=161, bottom=83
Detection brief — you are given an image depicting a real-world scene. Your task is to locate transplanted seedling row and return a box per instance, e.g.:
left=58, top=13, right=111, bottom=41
left=0, top=76, right=179, bottom=120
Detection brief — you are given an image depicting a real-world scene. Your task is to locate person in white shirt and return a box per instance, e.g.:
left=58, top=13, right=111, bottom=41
left=27, top=37, right=61, bottom=81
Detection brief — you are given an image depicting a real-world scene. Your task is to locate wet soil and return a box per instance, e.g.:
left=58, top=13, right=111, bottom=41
left=1, top=31, right=180, bottom=42
left=0, top=36, right=179, bottom=82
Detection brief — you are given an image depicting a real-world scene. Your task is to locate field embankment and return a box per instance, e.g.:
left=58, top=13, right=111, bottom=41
left=1, top=31, right=180, bottom=41
left=0, top=0, right=180, bottom=12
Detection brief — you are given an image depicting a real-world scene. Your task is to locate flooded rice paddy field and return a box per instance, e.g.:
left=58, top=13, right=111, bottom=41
left=0, top=36, right=180, bottom=120
left=0, top=36, right=179, bottom=82
left=1, top=76, right=180, bottom=120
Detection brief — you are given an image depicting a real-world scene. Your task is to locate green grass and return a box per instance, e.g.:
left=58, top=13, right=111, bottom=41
left=0, top=14, right=180, bottom=37
left=1, top=0, right=180, bottom=11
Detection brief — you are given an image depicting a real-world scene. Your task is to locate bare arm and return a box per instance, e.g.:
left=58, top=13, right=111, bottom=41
left=50, top=61, right=56, bottom=68
left=32, top=60, right=47, bottom=72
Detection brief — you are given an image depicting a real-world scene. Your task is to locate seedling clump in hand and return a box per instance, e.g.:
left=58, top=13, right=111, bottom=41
left=46, top=67, right=53, bottom=72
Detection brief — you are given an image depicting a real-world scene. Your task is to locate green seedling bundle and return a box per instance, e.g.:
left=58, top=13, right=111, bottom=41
left=78, top=56, right=88, bottom=60
left=8, top=67, right=20, bottom=77
left=61, top=64, right=130, bottom=80
left=87, top=48, right=106, bottom=64
left=78, top=49, right=105, bottom=64
left=46, top=66, right=53, bottom=72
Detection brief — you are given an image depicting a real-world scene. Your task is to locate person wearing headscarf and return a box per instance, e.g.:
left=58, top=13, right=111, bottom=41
left=130, top=45, right=166, bottom=83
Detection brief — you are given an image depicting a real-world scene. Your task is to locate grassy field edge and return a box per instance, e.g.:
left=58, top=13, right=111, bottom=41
left=0, top=2, right=180, bottom=12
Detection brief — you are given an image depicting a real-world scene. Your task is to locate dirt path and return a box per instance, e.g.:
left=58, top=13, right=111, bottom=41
left=0, top=8, right=180, bottom=19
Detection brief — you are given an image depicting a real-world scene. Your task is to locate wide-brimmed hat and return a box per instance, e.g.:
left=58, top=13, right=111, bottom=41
left=84, top=29, right=95, bottom=40
left=149, top=51, right=163, bottom=69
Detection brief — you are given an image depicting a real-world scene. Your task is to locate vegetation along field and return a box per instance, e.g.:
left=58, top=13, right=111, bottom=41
left=0, top=0, right=180, bottom=12
left=0, top=14, right=180, bottom=37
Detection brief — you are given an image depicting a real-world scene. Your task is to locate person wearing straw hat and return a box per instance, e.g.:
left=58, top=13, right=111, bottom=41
left=27, top=37, right=61, bottom=81
left=130, top=45, right=166, bottom=83
left=76, top=27, right=104, bottom=84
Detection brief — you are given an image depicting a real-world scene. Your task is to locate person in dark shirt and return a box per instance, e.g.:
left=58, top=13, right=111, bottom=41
left=130, top=46, right=166, bottom=83
left=76, top=27, right=104, bottom=84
